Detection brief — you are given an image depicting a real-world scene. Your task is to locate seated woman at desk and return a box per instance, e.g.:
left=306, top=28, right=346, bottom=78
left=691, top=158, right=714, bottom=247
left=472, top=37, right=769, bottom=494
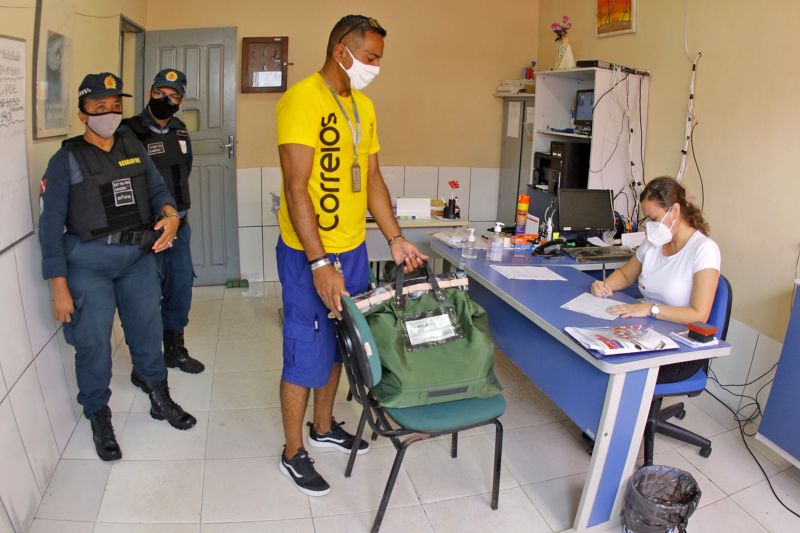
left=591, top=177, right=720, bottom=383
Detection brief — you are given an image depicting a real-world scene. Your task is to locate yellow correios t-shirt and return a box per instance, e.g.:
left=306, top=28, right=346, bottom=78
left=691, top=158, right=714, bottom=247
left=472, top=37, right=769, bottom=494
left=276, top=72, right=380, bottom=253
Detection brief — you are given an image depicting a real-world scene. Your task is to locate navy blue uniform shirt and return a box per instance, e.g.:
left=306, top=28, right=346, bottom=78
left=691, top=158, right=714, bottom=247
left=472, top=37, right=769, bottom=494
left=39, top=133, right=176, bottom=280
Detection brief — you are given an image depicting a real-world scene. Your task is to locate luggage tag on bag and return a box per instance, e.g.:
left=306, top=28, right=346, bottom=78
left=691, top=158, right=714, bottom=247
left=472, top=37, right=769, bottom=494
left=400, top=307, right=463, bottom=351
left=351, top=164, right=361, bottom=192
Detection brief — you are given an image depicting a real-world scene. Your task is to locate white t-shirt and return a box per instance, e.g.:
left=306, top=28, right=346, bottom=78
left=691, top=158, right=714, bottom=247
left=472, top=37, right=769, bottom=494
left=635, top=231, right=721, bottom=307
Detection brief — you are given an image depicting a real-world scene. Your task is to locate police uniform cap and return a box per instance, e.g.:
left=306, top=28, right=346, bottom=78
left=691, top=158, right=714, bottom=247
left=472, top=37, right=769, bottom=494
left=152, top=69, right=187, bottom=95
left=77, top=72, right=132, bottom=100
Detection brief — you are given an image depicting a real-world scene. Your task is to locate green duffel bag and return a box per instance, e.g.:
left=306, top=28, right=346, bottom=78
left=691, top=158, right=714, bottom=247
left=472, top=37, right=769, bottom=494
left=364, top=262, right=502, bottom=408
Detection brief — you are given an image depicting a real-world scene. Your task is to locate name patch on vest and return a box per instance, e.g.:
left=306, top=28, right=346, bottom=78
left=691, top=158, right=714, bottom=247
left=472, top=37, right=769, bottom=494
left=112, top=178, right=136, bottom=207
left=117, top=157, right=142, bottom=167
left=147, top=142, right=166, bottom=156
left=178, top=140, right=188, bottom=154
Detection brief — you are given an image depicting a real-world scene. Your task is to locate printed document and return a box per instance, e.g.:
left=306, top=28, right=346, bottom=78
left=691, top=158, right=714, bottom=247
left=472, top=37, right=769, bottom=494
left=561, top=292, right=624, bottom=320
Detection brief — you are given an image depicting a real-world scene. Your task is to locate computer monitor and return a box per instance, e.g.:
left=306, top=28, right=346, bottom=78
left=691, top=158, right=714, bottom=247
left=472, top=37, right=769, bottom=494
left=574, top=89, right=594, bottom=127
left=558, top=188, right=615, bottom=233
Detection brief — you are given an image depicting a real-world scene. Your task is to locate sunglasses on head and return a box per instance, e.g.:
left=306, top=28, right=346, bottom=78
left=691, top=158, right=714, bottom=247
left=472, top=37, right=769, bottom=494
left=338, top=16, right=384, bottom=43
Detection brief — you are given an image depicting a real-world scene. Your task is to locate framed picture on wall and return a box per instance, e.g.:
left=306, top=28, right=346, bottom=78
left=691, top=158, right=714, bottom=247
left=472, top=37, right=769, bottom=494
left=32, top=0, right=74, bottom=138
left=596, top=0, right=636, bottom=38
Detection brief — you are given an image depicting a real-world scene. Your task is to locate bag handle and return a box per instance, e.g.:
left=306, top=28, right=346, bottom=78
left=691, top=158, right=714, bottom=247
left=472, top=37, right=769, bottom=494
left=393, top=260, right=446, bottom=310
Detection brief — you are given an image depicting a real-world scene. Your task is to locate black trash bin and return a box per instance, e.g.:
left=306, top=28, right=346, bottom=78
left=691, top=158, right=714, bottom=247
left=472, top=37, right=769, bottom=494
left=623, top=465, right=702, bottom=533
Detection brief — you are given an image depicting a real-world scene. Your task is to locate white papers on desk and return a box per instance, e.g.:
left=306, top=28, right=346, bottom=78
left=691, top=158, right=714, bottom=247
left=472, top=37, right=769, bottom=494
left=587, top=236, right=612, bottom=247
left=490, top=265, right=566, bottom=281
left=622, top=231, right=646, bottom=249
left=561, top=292, right=624, bottom=320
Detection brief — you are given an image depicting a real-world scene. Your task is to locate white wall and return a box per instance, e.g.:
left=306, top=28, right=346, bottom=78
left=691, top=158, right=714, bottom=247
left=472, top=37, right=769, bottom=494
left=0, top=235, right=122, bottom=532
left=0, top=235, right=127, bottom=532
left=236, top=166, right=501, bottom=282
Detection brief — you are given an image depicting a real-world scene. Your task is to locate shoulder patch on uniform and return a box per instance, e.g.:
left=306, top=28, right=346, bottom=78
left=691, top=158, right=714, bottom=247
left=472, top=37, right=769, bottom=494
left=147, top=142, right=166, bottom=156
left=176, top=128, right=189, bottom=137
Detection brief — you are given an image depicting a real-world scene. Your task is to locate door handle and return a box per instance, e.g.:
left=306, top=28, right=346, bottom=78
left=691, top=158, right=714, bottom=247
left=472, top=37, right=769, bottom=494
left=222, top=135, right=235, bottom=158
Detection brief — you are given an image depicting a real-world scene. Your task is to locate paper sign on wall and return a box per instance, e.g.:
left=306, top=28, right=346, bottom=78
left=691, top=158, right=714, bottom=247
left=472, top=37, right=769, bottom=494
left=507, top=101, right=521, bottom=138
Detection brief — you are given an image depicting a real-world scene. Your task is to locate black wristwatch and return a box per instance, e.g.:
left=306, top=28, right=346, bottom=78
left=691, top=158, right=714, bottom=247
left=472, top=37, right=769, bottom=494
left=649, top=304, right=661, bottom=319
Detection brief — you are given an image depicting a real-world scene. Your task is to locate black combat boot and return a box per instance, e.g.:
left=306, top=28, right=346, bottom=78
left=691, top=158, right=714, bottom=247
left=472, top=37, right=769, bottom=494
left=164, top=329, right=205, bottom=374
left=145, top=378, right=197, bottom=430
left=89, top=405, right=122, bottom=461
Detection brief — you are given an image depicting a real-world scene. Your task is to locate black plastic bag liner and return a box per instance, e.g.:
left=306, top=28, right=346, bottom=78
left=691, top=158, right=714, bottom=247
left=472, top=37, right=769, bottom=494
left=623, top=465, right=702, bottom=533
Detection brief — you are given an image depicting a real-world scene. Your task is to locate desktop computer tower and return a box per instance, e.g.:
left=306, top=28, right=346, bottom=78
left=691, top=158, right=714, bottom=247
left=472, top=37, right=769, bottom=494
left=532, top=151, right=553, bottom=189
left=547, top=141, right=590, bottom=191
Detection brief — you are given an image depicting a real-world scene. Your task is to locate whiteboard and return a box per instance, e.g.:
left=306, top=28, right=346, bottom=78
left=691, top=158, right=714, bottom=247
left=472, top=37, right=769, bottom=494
left=0, top=35, right=34, bottom=254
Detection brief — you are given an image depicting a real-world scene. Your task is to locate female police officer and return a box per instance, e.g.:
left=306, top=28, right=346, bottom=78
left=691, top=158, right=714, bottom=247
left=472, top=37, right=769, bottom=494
left=39, top=73, right=196, bottom=461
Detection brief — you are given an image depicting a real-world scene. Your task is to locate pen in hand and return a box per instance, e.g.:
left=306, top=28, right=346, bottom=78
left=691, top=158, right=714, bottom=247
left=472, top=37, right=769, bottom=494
left=601, top=265, right=607, bottom=298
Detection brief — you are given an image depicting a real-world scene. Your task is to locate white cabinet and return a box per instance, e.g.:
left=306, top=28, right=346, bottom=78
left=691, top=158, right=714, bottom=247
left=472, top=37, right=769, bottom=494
left=532, top=67, right=650, bottom=219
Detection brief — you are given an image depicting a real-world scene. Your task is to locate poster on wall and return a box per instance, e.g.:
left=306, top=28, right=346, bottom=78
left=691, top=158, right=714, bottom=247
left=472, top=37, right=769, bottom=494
left=0, top=35, right=35, bottom=253
left=596, top=0, right=636, bottom=38
left=33, top=0, right=74, bottom=139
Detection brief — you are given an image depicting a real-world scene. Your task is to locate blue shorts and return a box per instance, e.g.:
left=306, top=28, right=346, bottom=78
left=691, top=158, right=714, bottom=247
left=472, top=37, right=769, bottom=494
left=277, top=238, right=369, bottom=388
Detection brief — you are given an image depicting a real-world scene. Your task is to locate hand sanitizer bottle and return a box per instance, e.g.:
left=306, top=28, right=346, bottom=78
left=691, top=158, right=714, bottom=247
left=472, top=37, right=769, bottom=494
left=487, top=222, right=505, bottom=262
left=461, top=228, right=477, bottom=259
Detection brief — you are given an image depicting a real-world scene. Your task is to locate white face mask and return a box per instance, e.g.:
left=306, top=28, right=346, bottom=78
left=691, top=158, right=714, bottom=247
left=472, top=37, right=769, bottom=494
left=338, top=47, right=380, bottom=90
left=85, top=111, right=122, bottom=138
left=645, top=207, right=677, bottom=247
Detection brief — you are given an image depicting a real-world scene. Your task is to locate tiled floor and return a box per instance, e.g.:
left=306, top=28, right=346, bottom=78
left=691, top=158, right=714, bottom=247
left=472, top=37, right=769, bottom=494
left=29, top=283, right=800, bottom=533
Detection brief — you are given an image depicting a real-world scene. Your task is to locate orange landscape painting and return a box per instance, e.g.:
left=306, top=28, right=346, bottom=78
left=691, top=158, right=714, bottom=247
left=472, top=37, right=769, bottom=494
left=597, top=0, right=636, bottom=37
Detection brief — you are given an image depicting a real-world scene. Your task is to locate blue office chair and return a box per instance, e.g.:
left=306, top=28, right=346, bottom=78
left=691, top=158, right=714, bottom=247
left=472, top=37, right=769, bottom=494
left=642, top=275, right=732, bottom=466
left=336, top=295, right=505, bottom=533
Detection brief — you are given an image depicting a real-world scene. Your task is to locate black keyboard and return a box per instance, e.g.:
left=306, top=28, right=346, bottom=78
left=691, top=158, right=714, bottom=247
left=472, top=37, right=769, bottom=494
left=565, top=246, right=634, bottom=263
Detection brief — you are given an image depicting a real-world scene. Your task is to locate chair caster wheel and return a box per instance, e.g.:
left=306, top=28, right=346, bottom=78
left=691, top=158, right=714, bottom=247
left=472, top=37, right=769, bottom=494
left=699, top=446, right=712, bottom=458
left=675, top=409, right=687, bottom=420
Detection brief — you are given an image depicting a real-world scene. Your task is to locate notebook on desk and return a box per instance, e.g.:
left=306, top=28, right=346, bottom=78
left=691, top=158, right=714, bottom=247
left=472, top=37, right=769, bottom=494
left=565, top=246, right=634, bottom=263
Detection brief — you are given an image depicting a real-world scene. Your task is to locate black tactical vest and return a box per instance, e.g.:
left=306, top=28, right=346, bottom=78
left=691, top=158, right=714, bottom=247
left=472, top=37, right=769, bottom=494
left=64, top=132, right=152, bottom=241
left=125, top=115, right=191, bottom=211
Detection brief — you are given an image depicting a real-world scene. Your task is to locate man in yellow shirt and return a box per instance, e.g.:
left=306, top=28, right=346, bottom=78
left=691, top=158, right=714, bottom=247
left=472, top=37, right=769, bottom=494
left=275, top=14, right=426, bottom=496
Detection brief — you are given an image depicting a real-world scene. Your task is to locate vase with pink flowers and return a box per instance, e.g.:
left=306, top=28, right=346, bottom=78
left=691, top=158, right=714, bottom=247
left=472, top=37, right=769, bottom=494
left=551, top=15, right=576, bottom=70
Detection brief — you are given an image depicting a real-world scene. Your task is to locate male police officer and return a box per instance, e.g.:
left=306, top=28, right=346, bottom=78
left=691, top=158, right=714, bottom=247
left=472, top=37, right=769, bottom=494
left=123, top=69, right=204, bottom=375
left=275, top=15, right=426, bottom=495
left=39, top=73, right=196, bottom=461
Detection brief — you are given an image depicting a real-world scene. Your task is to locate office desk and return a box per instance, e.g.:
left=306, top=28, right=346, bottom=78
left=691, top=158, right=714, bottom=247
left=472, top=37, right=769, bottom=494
left=365, top=218, right=469, bottom=261
left=431, top=239, right=730, bottom=531
left=489, top=246, right=628, bottom=272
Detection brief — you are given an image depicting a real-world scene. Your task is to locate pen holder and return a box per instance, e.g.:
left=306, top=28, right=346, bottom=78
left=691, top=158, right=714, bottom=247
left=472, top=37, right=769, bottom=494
left=442, top=199, right=457, bottom=219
